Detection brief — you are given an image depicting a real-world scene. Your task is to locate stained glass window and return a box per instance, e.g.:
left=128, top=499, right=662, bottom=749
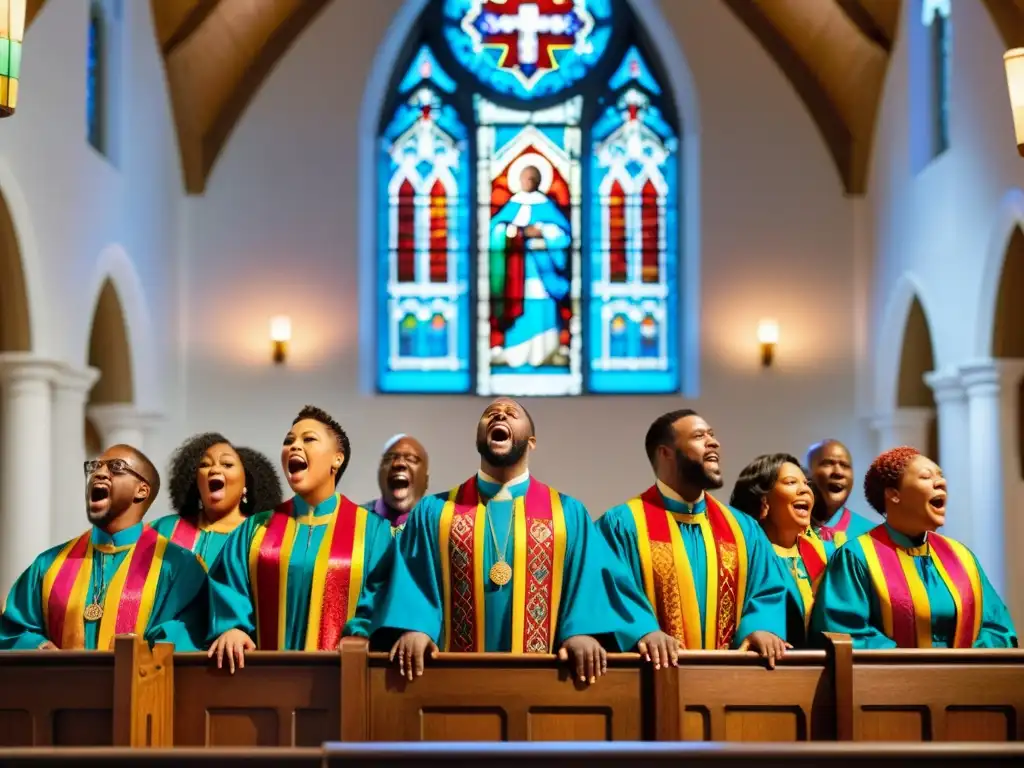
left=377, top=0, right=681, bottom=395
left=86, top=3, right=104, bottom=153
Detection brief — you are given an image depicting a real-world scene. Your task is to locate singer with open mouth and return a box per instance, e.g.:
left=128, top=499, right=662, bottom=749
left=206, top=406, right=395, bottom=671
left=152, top=433, right=283, bottom=567
left=372, top=397, right=675, bottom=684
left=0, top=445, right=208, bottom=651
left=809, top=446, right=1017, bottom=649
left=730, top=454, right=842, bottom=648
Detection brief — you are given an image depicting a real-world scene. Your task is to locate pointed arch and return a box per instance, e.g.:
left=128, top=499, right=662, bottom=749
left=977, top=188, right=1024, bottom=359
left=83, top=245, right=159, bottom=408
left=0, top=158, right=48, bottom=355
left=87, top=279, right=133, bottom=404
left=874, top=272, right=938, bottom=412
left=357, top=0, right=702, bottom=396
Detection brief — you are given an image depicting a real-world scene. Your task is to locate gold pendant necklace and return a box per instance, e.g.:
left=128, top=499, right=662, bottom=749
left=84, top=551, right=107, bottom=622
left=486, top=498, right=517, bottom=587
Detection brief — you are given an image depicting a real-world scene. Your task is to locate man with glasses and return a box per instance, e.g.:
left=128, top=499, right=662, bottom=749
left=0, top=444, right=209, bottom=650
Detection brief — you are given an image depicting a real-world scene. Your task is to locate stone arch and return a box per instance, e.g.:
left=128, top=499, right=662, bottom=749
left=86, top=278, right=133, bottom=404
left=990, top=225, right=1024, bottom=482
left=83, top=244, right=160, bottom=409
left=874, top=271, right=938, bottom=413
left=896, top=296, right=938, bottom=458
left=0, top=189, right=31, bottom=353
left=976, top=187, right=1024, bottom=359
left=0, top=158, right=49, bottom=356
left=355, top=0, right=703, bottom=396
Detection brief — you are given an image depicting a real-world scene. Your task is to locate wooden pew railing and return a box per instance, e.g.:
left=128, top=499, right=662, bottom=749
left=2, top=633, right=1023, bottom=747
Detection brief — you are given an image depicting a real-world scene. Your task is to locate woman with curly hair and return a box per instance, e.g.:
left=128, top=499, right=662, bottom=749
left=808, top=446, right=1016, bottom=648
left=151, top=433, right=283, bottom=566
left=730, top=453, right=841, bottom=647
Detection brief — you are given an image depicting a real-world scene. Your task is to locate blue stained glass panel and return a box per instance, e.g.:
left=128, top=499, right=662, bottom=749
left=86, top=9, right=102, bottom=150
left=442, top=0, right=614, bottom=100
left=587, top=49, right=679, bottom=393
left=377, top=49, right=471, bottom=393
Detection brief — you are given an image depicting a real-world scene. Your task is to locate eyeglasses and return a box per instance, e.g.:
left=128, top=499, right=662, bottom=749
left=84, top=458, right=150, bottom=486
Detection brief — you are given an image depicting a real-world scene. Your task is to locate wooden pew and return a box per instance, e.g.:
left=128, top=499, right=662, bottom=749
left=0, top=747, right=322, bottom=766
left=841, top=647, right=1024, bottom=741
left=650, top=647, right=840, bottom=741
left=345, top=638, right=645, bottom=741
left=320, top=741, right=1024, bottom=767
left=0, top=635, right=171, bottom=747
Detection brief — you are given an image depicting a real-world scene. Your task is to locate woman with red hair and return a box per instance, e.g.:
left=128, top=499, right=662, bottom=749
left=808, top=447, right=1016, bottom=648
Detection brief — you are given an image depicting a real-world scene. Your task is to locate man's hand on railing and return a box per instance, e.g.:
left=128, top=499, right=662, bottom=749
left=637, top=630, right=680, bottom=670
left=558, top=634, right=606, bottom=684
left=207, top=628, right=255, bottom=674
left=389, top=631, right=438, bottom=681
left=737, top=631, right=791, bottom=669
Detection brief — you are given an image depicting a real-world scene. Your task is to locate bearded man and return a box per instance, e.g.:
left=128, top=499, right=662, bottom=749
left=597, top=410, right=790, bottom=667
left=372, top=398, right=678, bottom=682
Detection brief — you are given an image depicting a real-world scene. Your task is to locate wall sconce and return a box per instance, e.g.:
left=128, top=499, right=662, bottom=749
left=270, top=315, right=291, bottom=364
left=757, top=319, right=779, bottom=368
left=1005, top=48, right=1024, bottom=157
left=0, top=1, right=26, bottom=118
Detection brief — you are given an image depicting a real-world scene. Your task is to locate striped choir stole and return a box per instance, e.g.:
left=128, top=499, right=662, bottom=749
left=169, top=517, right=200, bottom=551
left=860, top=527, right=983, bottom=648
left=793, top=530, right=831, bottom=620
left=628, top=487, right=748, bottom=649
left=248, top=495, right=368, bottom=651
left=439, top=476, right=566, bottom=653
left=41, top=526, right=167, bottom=650
left=818, top=508, right=853, bottom=542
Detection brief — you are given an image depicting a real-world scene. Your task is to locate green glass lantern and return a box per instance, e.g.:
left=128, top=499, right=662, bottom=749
left=0, top=1, right=25, bottom=117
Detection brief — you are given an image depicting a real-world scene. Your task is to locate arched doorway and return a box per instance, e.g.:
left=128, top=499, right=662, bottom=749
left=895, top=295, right=938, bottom=458
left=989, top=225, right=1024, bottom=625
left=0, top=188, right=35, bottom=593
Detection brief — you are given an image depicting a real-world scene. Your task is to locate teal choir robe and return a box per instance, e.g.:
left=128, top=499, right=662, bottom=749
left=816, top=505, right=876, bottom=541
left=207, top=494, right=395, bottom=650
left=597, top=481, right=788, bottom=647
left=370, top=472, right=660, bottom=653
left=0, top=522, right=208, bottom=651
left=150, top=513, right=243, bottom=568
left=808, top=524, right=1017, bottom=649
left=771, top=529, right=841, bottom=648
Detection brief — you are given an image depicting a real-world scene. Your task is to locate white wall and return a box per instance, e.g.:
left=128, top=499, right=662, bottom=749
left=867, top=0, right=1024, bottom=615
left=183, top=0, right=868, bottom=514
left=0, top=0, right=182, bottom=570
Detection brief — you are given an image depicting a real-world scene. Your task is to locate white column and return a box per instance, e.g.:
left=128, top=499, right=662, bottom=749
left=87, top=403, right=148, bottom=451
left=925, top=368, right=971, bottom=544
left=869, top=407, right=934, bottom=454
left=0, top=354, right=62, bottom=597
left=51, top=365, right=99, bottom=544
left=960, top=360, right=1005, bottom=593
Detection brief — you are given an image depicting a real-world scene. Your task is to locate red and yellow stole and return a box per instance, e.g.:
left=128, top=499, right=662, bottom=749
left=248, top=495, right=367, bottom=651
left=818, top=508, right=853, bottom=541
left=860, top=527, right=983, bottom=648
left=169, top=518, right=200, bottom=551
left=789, top=529, right=833, bottom=619
left=439, top=476, right=566, bottom=653
left=628, top=487, right=747, bottom=649
left=41, top=526, right=167, bottom=650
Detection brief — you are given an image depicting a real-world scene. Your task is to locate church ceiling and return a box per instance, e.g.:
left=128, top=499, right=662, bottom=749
left=108, top=0, right=1000, bottom=197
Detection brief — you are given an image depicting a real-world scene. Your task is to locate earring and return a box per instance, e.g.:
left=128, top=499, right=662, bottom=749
left=198, top=498, right=204, bottom=511
left=242, top=488, right=248, bottom=504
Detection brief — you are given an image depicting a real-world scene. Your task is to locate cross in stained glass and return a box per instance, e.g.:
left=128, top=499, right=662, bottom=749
left=461, top=0, right=596, bottom=90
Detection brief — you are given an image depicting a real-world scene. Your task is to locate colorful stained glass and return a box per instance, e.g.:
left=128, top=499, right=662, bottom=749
left=378, top=46, right=471, bottom=392
left=86, top=6, right=103, bottom=151
left=378, top=4, right=682, bottom=396
left=475, top=95, right=582, bottom=396
left=588, top=47, right=679, bottom=393
left=443, top=0, right=614, bottom=100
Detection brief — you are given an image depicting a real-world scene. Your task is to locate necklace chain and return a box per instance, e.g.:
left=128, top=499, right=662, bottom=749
left=91, top=550, right=108, bottom=605
left=485, top=499, right=516, bottom=564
